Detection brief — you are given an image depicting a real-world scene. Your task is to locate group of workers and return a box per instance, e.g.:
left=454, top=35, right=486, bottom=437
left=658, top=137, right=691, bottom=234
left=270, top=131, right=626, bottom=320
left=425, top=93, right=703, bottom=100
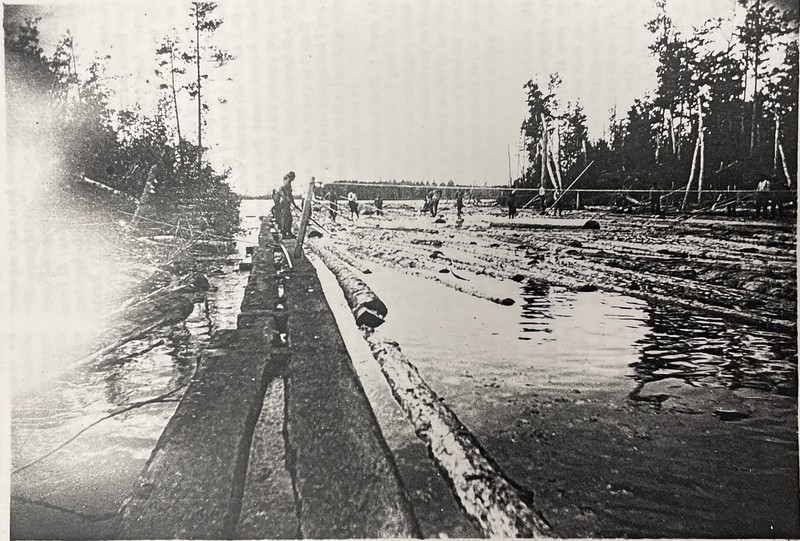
left=273, top=171, right=792, bottom=238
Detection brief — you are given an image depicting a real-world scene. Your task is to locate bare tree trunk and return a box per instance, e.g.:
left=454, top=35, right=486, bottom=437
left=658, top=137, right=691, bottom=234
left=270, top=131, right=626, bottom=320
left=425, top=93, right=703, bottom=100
left=539, top=138, right=546, bottom=187
left=750, top=0, right=762, bottom=155
left=773, top=111, right=780, bottom=173
left=169, top=43, right=183, bottom=162
left=666, top=108, right=677, bottom=156
left=682, top=136, right=700, bottom=211
left=551, top=151, right=563, bottom=192
left=697, top=96, right=705, bottom=203
left=778, top=141, right=792, bottom=188
left=540, top=114, right=557, bottom=189
left=655, top=120, right=661, bottom=164
left=195, top=7, right=203, bottom=166
left=544, top=146, right=557, bottom=190
left=553, top=124, right=564, bottom=191
left=677, top=100, right=684, bottom=160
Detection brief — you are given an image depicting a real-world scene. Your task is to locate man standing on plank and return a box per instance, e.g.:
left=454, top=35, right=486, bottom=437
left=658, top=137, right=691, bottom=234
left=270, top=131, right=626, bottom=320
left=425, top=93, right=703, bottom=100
left=278, top=171, right=300, bottom=238
left=326, top=187, right=338, bottom=222
left=347, top=190, right=360, bottom=221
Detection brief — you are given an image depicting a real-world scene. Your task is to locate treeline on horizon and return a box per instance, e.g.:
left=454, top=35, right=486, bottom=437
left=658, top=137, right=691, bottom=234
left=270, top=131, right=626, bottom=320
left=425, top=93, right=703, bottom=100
left=250, top=0, right=799, bottom=208
left=519, top=0, right=798, bottom=204
left=6, top=1, right=798, bottom=213
left=4, top=3, right=240, bottom=234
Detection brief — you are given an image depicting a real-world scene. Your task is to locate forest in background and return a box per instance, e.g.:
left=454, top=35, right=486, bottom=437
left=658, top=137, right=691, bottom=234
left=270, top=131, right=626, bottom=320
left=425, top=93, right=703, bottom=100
left=4, top=2, right=240, bottom=234
left=519, top=0, right=798, bottom=202
left=5, top=1, right=798, bottom=211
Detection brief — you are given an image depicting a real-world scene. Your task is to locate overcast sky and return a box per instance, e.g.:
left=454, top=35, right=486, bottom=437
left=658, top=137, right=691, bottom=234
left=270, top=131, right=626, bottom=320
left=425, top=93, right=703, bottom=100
left=10, top=0, right=739, bottom=193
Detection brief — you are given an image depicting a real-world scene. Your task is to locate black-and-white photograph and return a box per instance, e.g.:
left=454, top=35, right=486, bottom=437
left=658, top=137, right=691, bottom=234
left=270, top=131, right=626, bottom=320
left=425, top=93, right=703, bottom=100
left=3, top=0, right=798, bottom=538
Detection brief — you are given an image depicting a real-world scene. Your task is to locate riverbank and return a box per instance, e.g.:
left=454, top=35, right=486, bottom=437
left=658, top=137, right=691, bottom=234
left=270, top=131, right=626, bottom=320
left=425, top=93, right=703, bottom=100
left=8, top=184, right=247, bottom=538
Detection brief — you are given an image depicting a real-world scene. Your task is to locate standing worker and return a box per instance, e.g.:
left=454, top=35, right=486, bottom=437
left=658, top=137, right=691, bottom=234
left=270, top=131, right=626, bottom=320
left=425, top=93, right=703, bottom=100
left=374, top=194, right=384, bottom=216
left=277, top=171, right=300, bottom=238
left=554, top=189, right=564, bottom=217
left=456, top=190, right=464, bottom=218
left=325, top=188, right=338, bottom=222
left=755, top=175, right=771, bottom=219
left=508, top=189, right=517, bottom=219
left=429, top=189, right=441, bottom=217
left=539, top=184, right=547, bottom=215
left=649, top=186, right=662, bottom=215
left=272, top=187, right=283, bottom=226
left=347, top=190, right=360, bottom=221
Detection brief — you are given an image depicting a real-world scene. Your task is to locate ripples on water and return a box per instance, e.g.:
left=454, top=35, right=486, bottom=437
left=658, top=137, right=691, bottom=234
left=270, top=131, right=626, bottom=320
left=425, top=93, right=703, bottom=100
left=519, top=281, right=798, bottom=397
left=634, top=307, right=797, bottom=396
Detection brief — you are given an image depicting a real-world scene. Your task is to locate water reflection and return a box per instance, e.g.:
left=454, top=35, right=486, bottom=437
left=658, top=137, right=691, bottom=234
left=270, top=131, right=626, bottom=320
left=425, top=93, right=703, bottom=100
left=92, top=300, right=210, bottom=408
left=632, top=305, right=797, bottom=396
left=518, top=283, right=798, bottom=398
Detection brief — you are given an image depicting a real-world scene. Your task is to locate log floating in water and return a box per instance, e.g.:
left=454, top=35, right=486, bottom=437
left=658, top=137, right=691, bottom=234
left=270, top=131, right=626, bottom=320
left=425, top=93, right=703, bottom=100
left=489, top=218, right=596, bottom=229
left=308, top=243, right=387, bottom=327
left=364, top=332, right=550, bottom=538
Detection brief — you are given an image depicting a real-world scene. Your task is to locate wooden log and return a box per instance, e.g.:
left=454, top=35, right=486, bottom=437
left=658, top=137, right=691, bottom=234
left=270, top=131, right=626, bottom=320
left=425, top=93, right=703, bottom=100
left=316, top=240, right=372, bottom=274
left=364, top=332, right=550, bottom=538
left=309, top=244, right=387, bottom=327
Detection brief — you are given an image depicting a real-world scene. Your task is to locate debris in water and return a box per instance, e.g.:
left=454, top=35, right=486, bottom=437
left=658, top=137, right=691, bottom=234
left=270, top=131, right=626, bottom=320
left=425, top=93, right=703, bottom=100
left=713, top=409, right=751, bottom=421
left=583, top=220, right=601, bottom=230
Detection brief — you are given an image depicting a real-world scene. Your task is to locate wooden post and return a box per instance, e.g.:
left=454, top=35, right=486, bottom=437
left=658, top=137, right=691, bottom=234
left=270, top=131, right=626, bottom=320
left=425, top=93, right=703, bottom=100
left=294, top=177, right=315, bottom=259
left=576, top=191, right=581, bottom=210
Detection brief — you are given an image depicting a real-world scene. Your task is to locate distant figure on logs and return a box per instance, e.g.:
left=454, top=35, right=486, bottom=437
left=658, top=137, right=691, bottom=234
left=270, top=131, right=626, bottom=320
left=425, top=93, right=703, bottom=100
left=508, top=189, right=517, bottom=219
left=539, top=184, right=547, bottom=214
left=456, top=190, right=464, bottom=218
left=347, top=190, right=360, bottom=221
left=771, top=176, right=786, bottom=219
left=277, top=171, right=300, bottom=238
left=754, top=175, right=771, bottom=219
left=553, top=189, right=564, bottom=217
left=429, top=189, right=441, bottom=217
left=374, top=194, right=384, bottom=216
left=325, top=188, right=338, bottom=222
left=272, top=188, right=283, bottom=226
left=649, top=186, right=662, bottom=215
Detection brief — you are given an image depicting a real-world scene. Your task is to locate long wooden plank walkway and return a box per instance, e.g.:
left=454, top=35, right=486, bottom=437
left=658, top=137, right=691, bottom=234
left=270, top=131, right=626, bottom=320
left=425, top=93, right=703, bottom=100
left=117, top=219, right=420, bottom=539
